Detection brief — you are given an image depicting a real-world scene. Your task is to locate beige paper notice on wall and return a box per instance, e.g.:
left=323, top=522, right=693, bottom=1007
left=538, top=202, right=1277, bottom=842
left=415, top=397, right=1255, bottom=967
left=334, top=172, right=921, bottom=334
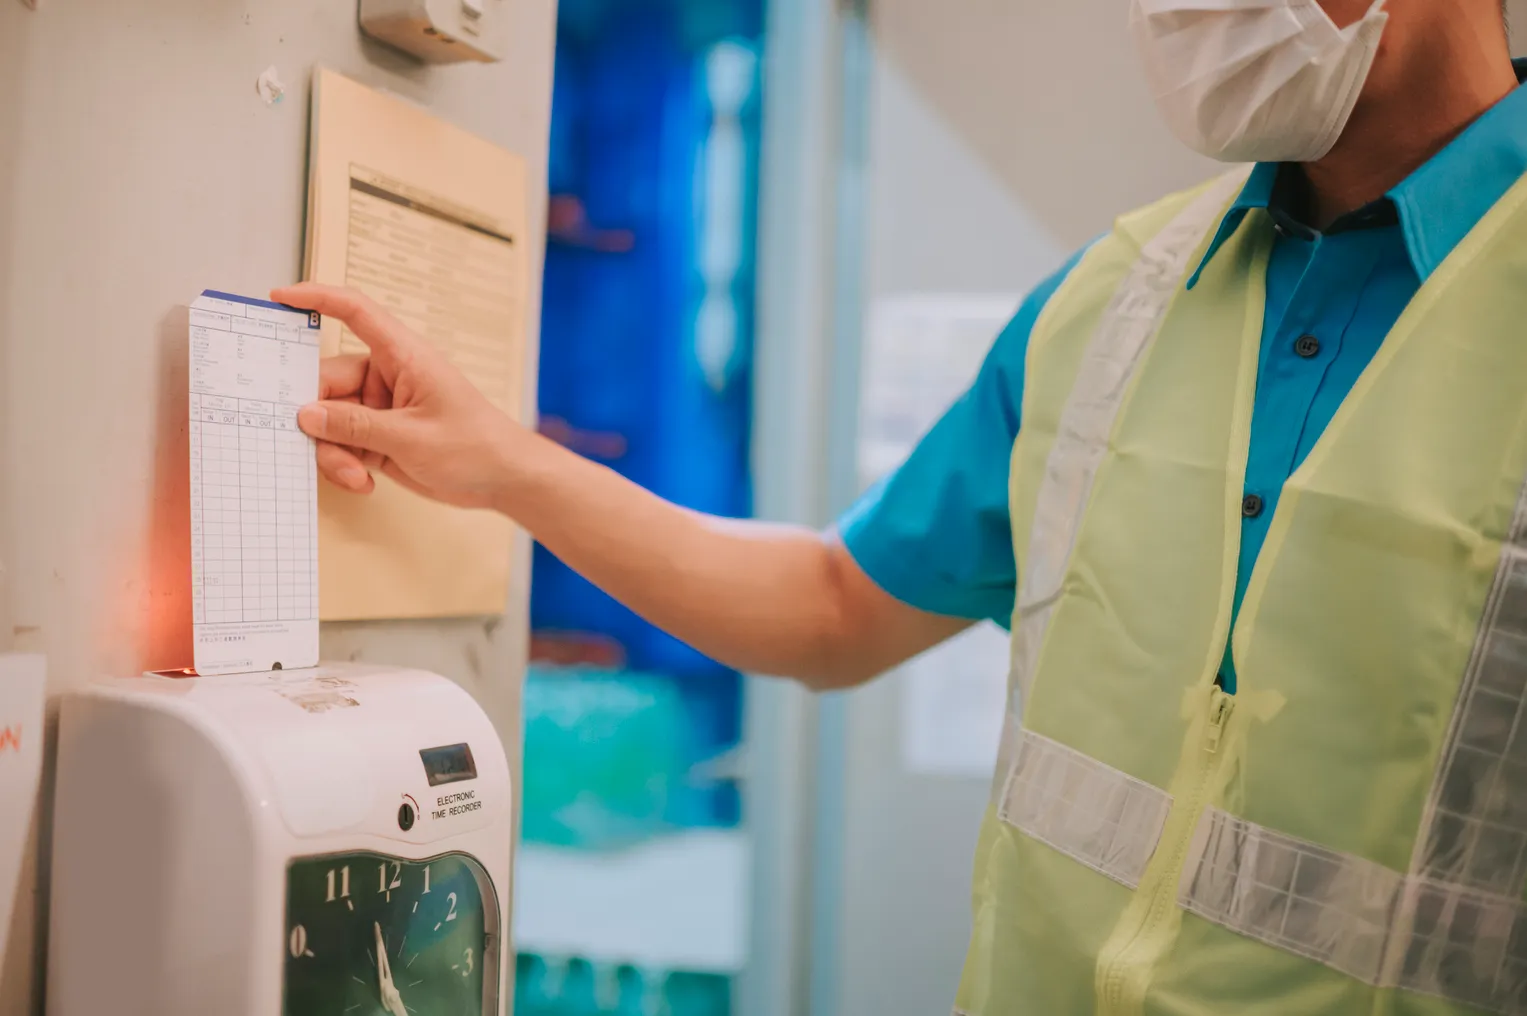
left=304, top=67, right=528, bottom=620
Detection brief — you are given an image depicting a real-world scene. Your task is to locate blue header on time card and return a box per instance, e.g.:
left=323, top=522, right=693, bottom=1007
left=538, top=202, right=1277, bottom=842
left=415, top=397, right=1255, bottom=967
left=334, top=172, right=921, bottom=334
left=197, top=289, right=321, bottom=331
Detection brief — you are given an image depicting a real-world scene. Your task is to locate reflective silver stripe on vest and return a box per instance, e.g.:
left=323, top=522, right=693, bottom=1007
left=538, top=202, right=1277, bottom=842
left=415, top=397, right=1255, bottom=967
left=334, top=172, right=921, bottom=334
left=1402, top=478, right=1527, bottom=1013
left=993, top=169, right=1252, bottom=789
left=1419, top=539, right=1527, bottom=897
left=982, top=168, right=1527, bottom=1009
left=1008, top=775, right=1527, bottom=1014
left=1007, top=169, right=1250, bottom=710
left=1180, top=809, right=1527, bottom=1014
left=1397, top=880, right=1527, bottom=1011
left=1179, top=808, right=1401, bottom=984
left=1000, top=730, right=1173, bottom=889
left=1002, top=476, right=1527, bottom=1012
left=1005, top=775, right=1527, bottom=1015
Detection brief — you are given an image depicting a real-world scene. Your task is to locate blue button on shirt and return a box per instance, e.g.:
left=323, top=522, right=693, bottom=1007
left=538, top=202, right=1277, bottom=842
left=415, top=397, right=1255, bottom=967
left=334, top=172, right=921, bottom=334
left=841, top=66, right=1527, bottom=694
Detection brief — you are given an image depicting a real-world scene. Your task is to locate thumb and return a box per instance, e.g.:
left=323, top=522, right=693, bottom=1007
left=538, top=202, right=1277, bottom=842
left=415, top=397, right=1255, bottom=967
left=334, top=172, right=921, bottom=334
left=298, top=400, right=401, bottom=455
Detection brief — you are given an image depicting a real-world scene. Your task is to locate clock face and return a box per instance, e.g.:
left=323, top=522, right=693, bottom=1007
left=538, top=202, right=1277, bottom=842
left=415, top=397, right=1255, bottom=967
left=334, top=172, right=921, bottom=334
left=283, top=850, right=499, bottom=1016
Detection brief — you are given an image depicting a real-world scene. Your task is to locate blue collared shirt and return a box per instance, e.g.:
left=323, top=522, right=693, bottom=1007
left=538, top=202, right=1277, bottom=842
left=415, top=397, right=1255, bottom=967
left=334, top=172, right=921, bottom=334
left=841, top=63, right=1527, bottom=692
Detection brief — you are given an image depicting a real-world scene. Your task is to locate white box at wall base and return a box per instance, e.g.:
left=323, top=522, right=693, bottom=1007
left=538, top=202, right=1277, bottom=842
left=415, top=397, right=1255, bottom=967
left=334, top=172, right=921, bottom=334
left=359, top=0, right=507, bottom=63
left=0, top=654, right=45, bottom=967
left=46, top=664, right=514, bottom=1016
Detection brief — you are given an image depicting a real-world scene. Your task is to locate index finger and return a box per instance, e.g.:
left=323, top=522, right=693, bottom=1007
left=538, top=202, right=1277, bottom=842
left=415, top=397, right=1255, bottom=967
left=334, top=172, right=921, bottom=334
left=270, top=283, right=409, bottom=359
left=319, top=354, right=372, bottom=401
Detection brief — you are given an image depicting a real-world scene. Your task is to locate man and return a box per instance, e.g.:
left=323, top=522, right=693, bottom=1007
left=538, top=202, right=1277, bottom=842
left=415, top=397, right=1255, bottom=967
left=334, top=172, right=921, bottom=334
left=276, top=0, right=1527, bottom=1010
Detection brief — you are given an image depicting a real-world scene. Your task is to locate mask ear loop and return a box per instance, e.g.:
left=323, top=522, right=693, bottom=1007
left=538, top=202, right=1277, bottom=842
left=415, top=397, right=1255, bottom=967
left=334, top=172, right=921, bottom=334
left=1284, top=0, right=1387, bottom=42
left=1300, top=7, right=1388, bottom=161
left=1280, top=0, right=1359, bottom=58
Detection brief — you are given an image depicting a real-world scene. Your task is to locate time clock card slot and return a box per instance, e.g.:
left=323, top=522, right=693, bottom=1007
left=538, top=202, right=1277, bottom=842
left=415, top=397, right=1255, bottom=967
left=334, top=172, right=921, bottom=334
left=189, top=289, right=322, bottom=676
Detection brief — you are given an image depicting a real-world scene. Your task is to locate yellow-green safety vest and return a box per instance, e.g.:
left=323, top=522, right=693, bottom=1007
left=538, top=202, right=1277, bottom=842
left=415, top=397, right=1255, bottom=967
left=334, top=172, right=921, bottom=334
left=953, top=166, right=1527, bottom=1016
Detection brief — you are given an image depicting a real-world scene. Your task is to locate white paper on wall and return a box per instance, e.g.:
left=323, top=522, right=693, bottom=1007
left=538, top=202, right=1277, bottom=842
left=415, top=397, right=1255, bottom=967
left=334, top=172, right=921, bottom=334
left=859, top=294, right=1020, bottom=779
left=899, top=623, right=1010, bottom=778
left=858, top=293, right=1021, bottom=488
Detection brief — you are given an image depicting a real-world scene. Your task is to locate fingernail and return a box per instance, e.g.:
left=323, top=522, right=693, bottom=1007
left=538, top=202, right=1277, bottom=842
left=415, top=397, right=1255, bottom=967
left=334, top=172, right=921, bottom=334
left=339, top=464, right=368, bottom=489
left=298, top=405, right=326, bottom=434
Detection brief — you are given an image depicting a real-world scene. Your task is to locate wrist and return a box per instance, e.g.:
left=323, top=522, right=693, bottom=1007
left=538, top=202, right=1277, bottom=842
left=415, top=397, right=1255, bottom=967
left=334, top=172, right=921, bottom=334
left=487, top=419, right=562, bottom=522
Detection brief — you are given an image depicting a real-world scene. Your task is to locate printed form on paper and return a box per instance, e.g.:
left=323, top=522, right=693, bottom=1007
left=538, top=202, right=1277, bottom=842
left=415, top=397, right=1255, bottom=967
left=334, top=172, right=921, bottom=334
left=305, top=67, right=528, bottom=621
left=189, top=290, right=321, bottom=676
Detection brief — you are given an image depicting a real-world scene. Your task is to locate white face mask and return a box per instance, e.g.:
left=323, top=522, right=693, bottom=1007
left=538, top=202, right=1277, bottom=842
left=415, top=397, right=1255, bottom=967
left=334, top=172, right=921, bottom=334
left=1130, top=0, right=1389, bottom=164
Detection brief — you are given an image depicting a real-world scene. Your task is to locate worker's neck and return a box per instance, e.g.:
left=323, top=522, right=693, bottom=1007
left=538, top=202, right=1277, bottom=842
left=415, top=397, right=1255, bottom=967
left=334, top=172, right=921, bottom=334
left=1300, top=32, right=1518, bottom=229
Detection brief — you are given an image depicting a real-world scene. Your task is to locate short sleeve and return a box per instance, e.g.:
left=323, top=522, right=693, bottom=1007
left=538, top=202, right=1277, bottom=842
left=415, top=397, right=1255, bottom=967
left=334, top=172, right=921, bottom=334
left=838, top=246, right=1090, bottom=625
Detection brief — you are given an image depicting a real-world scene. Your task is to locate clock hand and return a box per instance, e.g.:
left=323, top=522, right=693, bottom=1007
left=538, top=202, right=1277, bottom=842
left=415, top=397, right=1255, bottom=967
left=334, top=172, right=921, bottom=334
left=374, top=922, right=408, bottom=1016
left=374, top=922, right=391, bottom=985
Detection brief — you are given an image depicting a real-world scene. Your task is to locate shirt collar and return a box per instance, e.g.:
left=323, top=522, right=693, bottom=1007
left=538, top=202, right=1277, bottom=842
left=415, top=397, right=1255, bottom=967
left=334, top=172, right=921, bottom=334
left=1188, top=58, right=1527, bottom=290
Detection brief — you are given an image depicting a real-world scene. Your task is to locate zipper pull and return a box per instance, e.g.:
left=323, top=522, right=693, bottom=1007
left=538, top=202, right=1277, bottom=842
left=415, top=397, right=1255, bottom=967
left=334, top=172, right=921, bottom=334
left=1206, top=688, right=1233, bottom=755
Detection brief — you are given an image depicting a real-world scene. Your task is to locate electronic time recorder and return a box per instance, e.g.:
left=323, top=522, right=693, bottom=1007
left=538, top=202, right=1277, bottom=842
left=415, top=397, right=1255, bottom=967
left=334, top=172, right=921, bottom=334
left=46, top=664, right=513, bottom=1016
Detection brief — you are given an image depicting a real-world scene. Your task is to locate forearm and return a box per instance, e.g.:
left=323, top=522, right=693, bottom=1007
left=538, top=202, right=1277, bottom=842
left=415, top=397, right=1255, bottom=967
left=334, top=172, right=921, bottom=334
left=276, top=284, right=972, bottom=687
left=499, top=434, right=944, bottom=688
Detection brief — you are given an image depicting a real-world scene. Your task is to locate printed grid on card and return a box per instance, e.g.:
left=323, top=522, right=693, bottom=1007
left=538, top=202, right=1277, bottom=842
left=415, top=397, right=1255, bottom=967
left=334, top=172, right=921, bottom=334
left=189, top=290, right=322, bottom=676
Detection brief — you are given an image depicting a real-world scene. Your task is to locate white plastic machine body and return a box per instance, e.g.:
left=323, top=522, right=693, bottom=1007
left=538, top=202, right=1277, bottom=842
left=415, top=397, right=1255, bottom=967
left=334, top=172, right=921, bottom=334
left=359, top=0, right=508, bottom=63
left=46, top=664, right=513, bottom=1016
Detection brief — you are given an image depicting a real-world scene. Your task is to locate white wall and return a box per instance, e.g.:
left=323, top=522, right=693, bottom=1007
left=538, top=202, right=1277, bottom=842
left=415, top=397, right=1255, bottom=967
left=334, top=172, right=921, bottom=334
left=869, top=0, right=1215, bottom=259
left=870, top=0, right=1527, bottom=264
left=0, top=2, right=556, bottom=1012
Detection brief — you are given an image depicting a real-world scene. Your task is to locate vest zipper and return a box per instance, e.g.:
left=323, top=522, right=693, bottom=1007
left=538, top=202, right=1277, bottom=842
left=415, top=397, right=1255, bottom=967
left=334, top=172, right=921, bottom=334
left=1205, top=688, right=1232, bottom=755
left=1098, top=685, right=1235, bottom=1014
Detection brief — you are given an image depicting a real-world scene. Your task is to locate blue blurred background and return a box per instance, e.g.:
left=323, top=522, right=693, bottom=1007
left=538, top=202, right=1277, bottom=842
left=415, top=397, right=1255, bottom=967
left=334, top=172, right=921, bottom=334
left=518, top=1, right=762, bottom=1011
